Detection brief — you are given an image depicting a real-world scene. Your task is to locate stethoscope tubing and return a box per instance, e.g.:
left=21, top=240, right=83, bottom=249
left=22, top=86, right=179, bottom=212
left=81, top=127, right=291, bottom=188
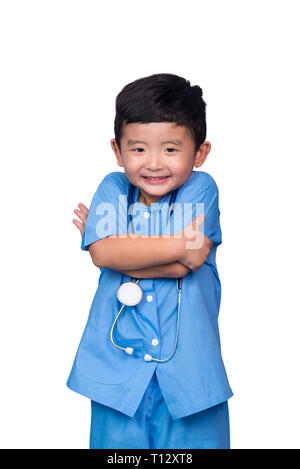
left=110, top=278, right=182, bottom=363
left=110, top=184, right=183, bottom=363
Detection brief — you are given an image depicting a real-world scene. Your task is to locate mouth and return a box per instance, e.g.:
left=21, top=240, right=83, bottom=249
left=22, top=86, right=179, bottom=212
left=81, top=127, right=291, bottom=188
left=142, top=176, right=170, bottom=184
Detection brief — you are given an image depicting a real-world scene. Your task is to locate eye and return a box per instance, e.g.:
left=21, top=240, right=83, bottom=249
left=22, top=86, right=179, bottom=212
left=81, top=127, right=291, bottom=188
left=132, top=148, right=145, bottom=153
left=131, top=147, right=177, bottom=153
left=165, top=148, right=177, bottom=153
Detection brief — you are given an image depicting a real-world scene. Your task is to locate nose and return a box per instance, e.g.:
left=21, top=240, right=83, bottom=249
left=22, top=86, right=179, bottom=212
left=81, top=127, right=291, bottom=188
left=145, top=152, right=163, bottom=170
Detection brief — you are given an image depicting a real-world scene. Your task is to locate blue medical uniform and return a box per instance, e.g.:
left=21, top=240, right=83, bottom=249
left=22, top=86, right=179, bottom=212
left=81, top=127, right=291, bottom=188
left=67, top=170, right=233, bottom=448
left=90, top=372, right=230, bottom=449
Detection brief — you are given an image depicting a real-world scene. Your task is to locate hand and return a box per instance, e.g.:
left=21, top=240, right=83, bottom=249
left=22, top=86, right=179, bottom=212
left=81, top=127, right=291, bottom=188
left=178, top=215, right=213, bottom=271
left=73, top=202, right=89, bottom=238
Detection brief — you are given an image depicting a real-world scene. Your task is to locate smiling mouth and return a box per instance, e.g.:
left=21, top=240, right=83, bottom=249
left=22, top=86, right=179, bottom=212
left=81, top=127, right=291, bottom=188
left=142, top=176, right=170, bottom=185
left=143, top=176, right=170, bottom=180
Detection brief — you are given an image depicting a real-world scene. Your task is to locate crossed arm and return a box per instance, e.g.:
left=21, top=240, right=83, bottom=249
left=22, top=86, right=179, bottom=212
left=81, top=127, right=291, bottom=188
left=88, top=235, right=191, bottom=279
left=73, top=203, right=211, bottom=279
left=118, top=262, right=190, bottom=279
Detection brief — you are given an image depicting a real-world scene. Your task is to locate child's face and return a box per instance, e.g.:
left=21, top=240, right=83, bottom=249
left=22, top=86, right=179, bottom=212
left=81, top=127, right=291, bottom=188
left=111, top=122, right=211, bottom=206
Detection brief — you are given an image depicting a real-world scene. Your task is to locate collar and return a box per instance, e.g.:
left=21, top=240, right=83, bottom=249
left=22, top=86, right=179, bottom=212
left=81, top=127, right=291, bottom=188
left=133, top=185, right=172, bottom=206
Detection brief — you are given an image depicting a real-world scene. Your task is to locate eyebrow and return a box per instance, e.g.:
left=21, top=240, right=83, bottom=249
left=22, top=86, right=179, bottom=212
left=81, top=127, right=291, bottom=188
left=127, top=139, right=183, bottom=146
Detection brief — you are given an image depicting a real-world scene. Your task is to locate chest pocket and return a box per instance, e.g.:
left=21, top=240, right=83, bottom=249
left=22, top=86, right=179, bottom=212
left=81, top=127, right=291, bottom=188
left=77, top=309, right=142, bottom=385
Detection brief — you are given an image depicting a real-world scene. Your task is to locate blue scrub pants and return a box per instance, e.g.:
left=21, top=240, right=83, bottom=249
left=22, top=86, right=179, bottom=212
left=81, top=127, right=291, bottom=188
left=90, top=372, right=230, bottom=449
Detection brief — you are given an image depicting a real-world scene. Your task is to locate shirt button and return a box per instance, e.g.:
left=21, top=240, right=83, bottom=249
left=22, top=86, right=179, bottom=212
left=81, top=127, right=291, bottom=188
left=146, top=295, right=153, bottom=302
left=152, top=338, right=159, bottom=346
left=143, top=212, right=150, bottom=219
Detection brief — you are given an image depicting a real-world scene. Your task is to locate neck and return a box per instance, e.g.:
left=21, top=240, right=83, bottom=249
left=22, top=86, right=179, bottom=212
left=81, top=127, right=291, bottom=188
left=139, top=191, right=149, bottom=206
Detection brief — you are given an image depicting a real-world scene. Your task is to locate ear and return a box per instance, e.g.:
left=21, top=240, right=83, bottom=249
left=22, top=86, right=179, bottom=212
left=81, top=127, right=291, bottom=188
left=194, top=141, right=211, bottom=168
left=110, top=139, right=124, bottom=167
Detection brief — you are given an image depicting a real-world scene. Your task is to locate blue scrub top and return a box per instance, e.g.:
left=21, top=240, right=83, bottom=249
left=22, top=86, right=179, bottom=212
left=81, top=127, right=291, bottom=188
left=67, top=170, right=233, bottom=420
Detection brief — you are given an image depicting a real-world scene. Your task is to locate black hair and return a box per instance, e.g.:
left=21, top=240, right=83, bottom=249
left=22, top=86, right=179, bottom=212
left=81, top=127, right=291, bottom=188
left=114, top=73, right=207, bottom=154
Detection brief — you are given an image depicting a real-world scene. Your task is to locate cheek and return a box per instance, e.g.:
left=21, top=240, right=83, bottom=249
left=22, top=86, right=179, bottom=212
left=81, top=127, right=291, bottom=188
left=125, top=162, right=141, bottom=175
left=124, top=151, right=140, bottom=162
left=171, top=161, right=192, bottom=178
left=122, top=154, right=138, bottom=169
left=121, top=156, right=142, bottom=181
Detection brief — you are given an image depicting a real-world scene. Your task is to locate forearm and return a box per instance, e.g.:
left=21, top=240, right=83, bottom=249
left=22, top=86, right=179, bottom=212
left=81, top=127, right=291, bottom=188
left=89, top=234, right=184, bottom=270
left=118, top=261, right=191, bottom=279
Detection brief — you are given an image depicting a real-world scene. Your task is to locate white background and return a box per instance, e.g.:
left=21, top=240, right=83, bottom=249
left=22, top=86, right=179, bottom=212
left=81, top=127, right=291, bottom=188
left=1, top=0, right=299, bottom=449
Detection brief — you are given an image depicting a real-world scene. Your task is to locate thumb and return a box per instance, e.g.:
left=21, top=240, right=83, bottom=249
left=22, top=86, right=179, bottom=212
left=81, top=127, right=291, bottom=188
left=195, top=214, right=205, bottom=228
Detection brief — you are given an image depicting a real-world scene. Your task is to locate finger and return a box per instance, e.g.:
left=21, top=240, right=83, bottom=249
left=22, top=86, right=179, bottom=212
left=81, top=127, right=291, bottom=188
left=195, top=214, right=205, bottom=226
left=74, top=208, right=87, bottom=223
left=190, top=214, right=205, bottom=228
left=77, top=202, right=89, bottom=215
left=73, top=218, right=83, bottom=231
left=192, top=215, right=205, bottom=234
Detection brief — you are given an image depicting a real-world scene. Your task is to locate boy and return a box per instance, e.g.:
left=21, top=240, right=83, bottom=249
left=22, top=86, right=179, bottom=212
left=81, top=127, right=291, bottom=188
left=67, top=73, right=233, bottom=449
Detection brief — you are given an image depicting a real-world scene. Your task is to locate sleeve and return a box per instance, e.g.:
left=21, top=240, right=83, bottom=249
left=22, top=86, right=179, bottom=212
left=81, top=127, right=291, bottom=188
left=172, top=172, right=222, bottom=248
left=81, top=172, right=129, bottom=251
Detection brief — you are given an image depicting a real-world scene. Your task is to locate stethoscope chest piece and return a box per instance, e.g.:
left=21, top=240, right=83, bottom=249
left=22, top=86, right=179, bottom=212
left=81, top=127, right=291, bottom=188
left=117, top=281, right=143, bottom=306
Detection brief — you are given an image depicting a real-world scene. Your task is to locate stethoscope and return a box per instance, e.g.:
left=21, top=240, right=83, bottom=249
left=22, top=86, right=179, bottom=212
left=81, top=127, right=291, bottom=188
left=110, top=183, right=183, bottom=363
